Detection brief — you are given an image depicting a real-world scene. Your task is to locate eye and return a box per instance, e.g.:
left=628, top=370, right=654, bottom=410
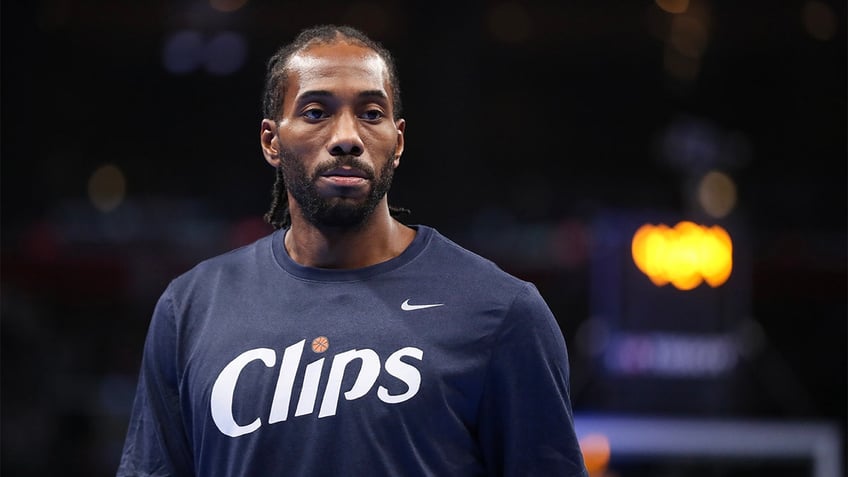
left=302, top=108, right=327, bottom=121
left=360, top=109, right=384, bottom=121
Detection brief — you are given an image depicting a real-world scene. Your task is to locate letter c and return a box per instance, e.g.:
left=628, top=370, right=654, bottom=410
left=210, top=348, right=276, bottom=437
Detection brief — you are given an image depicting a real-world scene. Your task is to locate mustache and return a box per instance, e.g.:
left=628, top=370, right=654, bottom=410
left=313, top=156, right=375, bottom=180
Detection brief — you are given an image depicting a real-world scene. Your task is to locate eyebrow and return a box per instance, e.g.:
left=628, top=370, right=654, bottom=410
left=295, top=89, right=388, bottom=103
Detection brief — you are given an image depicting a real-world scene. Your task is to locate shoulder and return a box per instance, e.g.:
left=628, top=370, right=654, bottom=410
left=167, top=229, right=279, bottom=295
left=413, top=226, right=549, bottom=319
left=418, top=225, right=530, bottom=289
left=427, top=224, right=556, bottom=301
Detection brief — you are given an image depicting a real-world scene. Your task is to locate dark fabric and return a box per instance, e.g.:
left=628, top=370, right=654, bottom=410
left=117, top=225, right=588, bottom=477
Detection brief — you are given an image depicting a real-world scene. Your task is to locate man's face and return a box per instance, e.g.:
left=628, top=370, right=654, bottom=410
left=262, top=41, right=405, bottom=228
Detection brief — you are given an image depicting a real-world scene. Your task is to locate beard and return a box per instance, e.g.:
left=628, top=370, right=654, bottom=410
left=279, top=148, right=396, bottom=228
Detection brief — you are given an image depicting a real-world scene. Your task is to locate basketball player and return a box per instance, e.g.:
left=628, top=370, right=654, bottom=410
left=117, top=24, right=588, bottom=477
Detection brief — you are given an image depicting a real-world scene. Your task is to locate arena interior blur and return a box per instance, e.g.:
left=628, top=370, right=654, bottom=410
left=2, top=1, right=846, bottom=476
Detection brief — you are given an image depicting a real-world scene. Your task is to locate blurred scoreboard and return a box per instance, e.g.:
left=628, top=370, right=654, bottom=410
left=587, top=209, right=752, bottom=414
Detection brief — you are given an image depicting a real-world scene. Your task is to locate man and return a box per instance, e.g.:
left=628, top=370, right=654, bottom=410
left=117, top=24, right=588, bottom=477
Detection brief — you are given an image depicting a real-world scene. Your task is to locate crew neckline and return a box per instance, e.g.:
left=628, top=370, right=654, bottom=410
left=271, top=225, right=432, bottom=282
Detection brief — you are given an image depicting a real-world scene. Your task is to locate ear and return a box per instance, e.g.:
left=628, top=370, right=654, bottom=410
left=392, top=118, right=406, bottom=168
left=260, top=119, right=281, bottom=167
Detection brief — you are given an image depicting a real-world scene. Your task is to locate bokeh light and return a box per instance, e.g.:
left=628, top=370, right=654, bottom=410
left=579, top=433, right=611, bottom=475
left=660, top=0, right=711, bottom=82
left=88, top=164, right=127, bottom=213
left=204, top=31, right=247, bottom=75
left=163, top=30, right=205, bottom=74
left=655, top=0, right=689, bottom=14
left=698, top=170, right=737, bottom=218
left=802, top=0, right=838, bottom=41
left=631, top=221, right=733, bottom=290
left=699, top=225, right=733, bottom=287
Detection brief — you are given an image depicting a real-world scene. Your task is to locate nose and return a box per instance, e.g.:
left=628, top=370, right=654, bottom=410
left=328, top=110, right=364, bottom=156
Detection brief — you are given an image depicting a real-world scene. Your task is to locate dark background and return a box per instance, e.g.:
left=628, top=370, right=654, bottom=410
left=2, top=0, right=845, bottom=475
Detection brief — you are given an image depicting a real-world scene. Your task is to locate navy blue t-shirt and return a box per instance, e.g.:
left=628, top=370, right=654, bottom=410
left=117, top=225, right=588, bottom=477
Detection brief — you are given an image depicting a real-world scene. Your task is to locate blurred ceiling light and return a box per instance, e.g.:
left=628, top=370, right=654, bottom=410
left=88, top=164, right=127, bottom=213
left=802, top=0, right=837, bottom=41
left=210, top=0, right=248, bottom=13
left=579, top=433, right=611, bottom=475
left=698, top=170, right=737, bottom=218
left=163, top=30, right=204, bottom=74
left=631, top=221, right=733, bottom=290
left=655, top=0, right=689, bottom=14
left=487, top=2, right=532, bottom=44
left=204, top=31, right=247, bottom=75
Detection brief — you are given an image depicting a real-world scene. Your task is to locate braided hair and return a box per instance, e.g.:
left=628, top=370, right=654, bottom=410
left=262, top=25, right=409, bottom=229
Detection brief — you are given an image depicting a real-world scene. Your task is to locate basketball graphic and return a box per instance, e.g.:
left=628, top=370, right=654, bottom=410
left=311, top=336, right=329, bottom=353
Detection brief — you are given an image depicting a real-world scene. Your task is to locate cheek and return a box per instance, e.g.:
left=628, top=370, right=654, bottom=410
left=279, top=132, right=324, bottom=164
left=363, top=128, right=399, bottom=154
left=281, top=131, right=321, bottom=154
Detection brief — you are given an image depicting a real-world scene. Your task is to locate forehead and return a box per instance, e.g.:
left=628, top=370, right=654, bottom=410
left=285, top=42, right=390, bottom=101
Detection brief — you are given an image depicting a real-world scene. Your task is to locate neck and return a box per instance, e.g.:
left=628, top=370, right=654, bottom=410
left=284, top=201, right=415, bottom=269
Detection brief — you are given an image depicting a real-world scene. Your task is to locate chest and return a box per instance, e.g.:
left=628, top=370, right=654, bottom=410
left=178, top=282, right=501, bottom=438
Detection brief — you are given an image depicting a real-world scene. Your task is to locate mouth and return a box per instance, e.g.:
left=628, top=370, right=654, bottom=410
left=320, top=167, right=369, bottom=179
left=318, top=166, right=371, bottom=188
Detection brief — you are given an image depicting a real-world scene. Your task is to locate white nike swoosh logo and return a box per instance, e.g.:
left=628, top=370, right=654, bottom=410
left=401, top=299, right=444, bottom=311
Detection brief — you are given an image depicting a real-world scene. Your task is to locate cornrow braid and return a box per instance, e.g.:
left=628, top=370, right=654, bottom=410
left=389, top=204, right=412, bottom=221
left=264, top=166, right=290, bottom=230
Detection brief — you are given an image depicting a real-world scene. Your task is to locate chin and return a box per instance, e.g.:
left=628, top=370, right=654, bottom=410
left=307, top=201, right=378, bottom=228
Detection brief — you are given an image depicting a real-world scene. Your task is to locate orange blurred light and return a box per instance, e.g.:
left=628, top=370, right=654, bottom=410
left=655, top=0, right=689, bottom=14
left=579, top=433, right=611, bottom=475
left=631, top=221, right=733, bottom=289
left=631, top=224, right=654, bottom=275
left=666, top=221, right=704, bottom=290
left=702, top=225, right=733, bottom=287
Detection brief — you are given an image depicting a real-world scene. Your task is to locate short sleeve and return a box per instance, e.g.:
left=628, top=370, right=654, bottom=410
left=116, top=288, right=195, bottom=477
left=477, top=284, right=588, bottom=477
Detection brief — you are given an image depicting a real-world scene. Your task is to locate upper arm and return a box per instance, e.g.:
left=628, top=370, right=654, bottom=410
left=116, top=289, right=195, bottom=476
left=476, top=284, right=587, bottom=477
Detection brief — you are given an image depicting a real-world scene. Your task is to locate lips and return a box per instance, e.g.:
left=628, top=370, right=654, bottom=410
left=317, top=166, right=371, bottom=189
left=320, top=167, right=369, bottom=179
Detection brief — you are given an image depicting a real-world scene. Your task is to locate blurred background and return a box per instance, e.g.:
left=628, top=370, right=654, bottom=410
left=2, top=0, right=845, bottom=475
